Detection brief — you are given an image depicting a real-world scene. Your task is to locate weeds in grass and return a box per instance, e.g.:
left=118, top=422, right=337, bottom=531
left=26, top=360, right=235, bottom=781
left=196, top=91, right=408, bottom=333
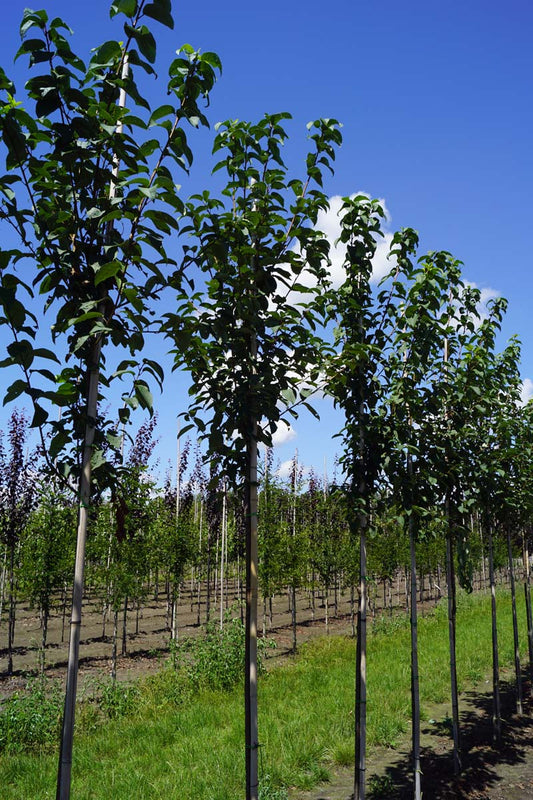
left=96, top=680, right=140, bottom=720
left=258, top=773, right=289, bottom=799
left=176, top=611, right=275, bottom=691
left=368, top=773, right=394, bottom=798
left=0, top=677, right=62, bottom=753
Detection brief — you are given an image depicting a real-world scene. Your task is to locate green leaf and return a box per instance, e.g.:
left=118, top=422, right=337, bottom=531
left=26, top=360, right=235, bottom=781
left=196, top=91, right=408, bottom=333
left=91, top=448, right=107, bottom=470
left=125, top=24, right=156, bottom=64
left=106, top=431, right=123, bottom=449
left=20, top=9, right=48, bottom=38
left=110, top=0, right=138, bottom=18
left=143, top=0, right=174, bottom=29
left=30, top=403, right=48, bottom=428
left=7, top=339, right=34, bottom=369
left=33, top=347, right=60, bottom=363
left=89, top=40, right=121, bottom=69
left=134, top=381, right=153, bottom=413
left=3, top=379, right=27, bottom=405
left=94, top=260, right=123, bottom=286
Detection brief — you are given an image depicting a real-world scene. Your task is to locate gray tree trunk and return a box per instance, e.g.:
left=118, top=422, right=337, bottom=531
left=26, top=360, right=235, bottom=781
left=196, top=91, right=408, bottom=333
left=408, top=512, right=421, bottom=800
left=507, top=528, right=523, bottom=714
left=245, top=422, right=259, bottom=800
left=487, top=523, right=501, bottom=745
left=445, top=512, right=461, bottom=775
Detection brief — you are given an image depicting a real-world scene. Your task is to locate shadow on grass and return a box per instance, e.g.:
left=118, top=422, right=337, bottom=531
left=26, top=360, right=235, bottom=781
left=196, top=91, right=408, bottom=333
left=367, top=678, right=533, bottom=800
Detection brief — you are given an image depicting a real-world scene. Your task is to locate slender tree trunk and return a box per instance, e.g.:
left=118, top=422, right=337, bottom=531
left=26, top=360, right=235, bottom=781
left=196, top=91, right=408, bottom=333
left=409, top=515, right=421, bottom=800
left=7, top=541, right=16, bottom=676
left=121, top=595, right=128, bottom=657
left=406, top=443, right=421, bottom=798
left=245, top=423, right=259, bottom=800
left=445, top=507, right=461, bottom=775
left=171, top=585, right=178, bottom=642
left=311, top=569, right=316, bottom=621
left=523, top=535, right=533, bottom=696
left=220, top=481, right=227, bottom=630
left=350, top=584, right=356, bottom=638
left=40, top=604, right=49, bottom=676
left=354, top=510, right=368, bottom=800
left=479, top=520, right=487, bottom=591
left=61, top=583, right=68, bottom=644
left=56, top=349, right=101, bottom=798
left=206, top=527, right=212, bottom=624
left=111, top=608, right=118, bottom=683
left=487, top=522, right=501, bottom=744
left=0, top=545, right=7, bottom=625
left=507, top=528, right=523, bottom=714
left=291, top=583, right=297, bottom=653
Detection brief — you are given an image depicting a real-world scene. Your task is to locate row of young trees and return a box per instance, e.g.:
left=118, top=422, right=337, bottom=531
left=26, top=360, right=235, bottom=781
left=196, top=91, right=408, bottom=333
left=0, top=1, right=531, bottom=799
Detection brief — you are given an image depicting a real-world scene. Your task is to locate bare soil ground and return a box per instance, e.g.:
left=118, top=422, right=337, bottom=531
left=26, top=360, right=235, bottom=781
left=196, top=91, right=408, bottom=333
left=0, top=580, right=362, bottom=694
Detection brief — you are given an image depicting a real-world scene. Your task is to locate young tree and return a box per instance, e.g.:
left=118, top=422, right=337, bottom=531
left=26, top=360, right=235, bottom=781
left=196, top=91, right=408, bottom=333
left=0, top=2, right=220, bottom=795
left=0, top=409, right=39, bottom=674
left=325, top=195, right=418, bottom=800
left=166, top=113, right=341, bottom=800
left=20, top=485, right=75, bottom=673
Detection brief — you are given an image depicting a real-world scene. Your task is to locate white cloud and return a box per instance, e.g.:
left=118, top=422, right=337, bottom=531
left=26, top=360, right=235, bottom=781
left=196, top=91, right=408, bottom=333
left=275, top=457, right=311, bottom=481
left=276, top=459, right=294, bottom=479
left=272, top=422, right=297, bottom=447
left=520, top=378, right=533, bottom=407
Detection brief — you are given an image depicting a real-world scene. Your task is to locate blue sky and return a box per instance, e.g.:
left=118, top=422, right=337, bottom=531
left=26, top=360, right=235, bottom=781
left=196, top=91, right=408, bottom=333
left=0, top=0, right=532, bottom=482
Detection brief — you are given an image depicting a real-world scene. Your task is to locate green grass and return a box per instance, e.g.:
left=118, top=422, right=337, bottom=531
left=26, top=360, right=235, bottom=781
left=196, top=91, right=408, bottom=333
left=0, top=587, right=529, bottom=799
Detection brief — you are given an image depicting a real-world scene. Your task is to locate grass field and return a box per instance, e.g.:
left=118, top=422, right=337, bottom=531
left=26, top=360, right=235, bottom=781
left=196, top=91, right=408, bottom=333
left=0, top=588, right=529, bottom=799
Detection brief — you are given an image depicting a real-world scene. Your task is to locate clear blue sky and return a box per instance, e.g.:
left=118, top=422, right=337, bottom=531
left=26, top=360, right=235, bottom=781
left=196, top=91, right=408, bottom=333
left=0, top=0, right=531, bottom=481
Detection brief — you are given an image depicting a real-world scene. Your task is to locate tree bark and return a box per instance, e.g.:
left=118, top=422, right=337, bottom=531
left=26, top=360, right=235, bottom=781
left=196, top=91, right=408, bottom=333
left=121, top=595, right=128, bottom=657
left=7, top=541, right=16, bottom=676
left=523, top=535, right=533, bottom=697
left=445, top=510, right=461, bottom=775
left=245, top=423, right=259, bottom=800
left=354, top=505, right=368, bottom=800
left=507, top=528, right=523, bottom=714
left=409, top=518, right=422, bottom=800
left=487, top=522, right=501, bottom=745
left=56, top=341, right=102, bottom=800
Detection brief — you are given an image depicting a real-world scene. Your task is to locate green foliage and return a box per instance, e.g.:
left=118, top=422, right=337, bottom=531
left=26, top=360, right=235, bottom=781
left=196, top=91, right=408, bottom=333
left=180, top=612, right=275, bottom=691
left=166, top=113, right=341, bottom=481
left=0, top=677, right=62, bottom=753
left=96, top=680, right=140, bottom=719
left=258, top=775, right=289, bottom=800
left=368, top=774, right=394, bottom=799
left=0, top=1, right=221, bottom=491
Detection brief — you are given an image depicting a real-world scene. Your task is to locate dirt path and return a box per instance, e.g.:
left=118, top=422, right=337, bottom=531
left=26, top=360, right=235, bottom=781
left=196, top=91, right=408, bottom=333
left=292, top=671, right=533, bottom=800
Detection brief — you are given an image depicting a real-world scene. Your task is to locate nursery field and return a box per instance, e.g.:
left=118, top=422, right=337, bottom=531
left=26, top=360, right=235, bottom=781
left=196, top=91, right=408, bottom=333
left=1, top=588, right=532, bottom=800
left=0, top=3, right=531, bottom=800
left=0, top=567, right=496, bottom=692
